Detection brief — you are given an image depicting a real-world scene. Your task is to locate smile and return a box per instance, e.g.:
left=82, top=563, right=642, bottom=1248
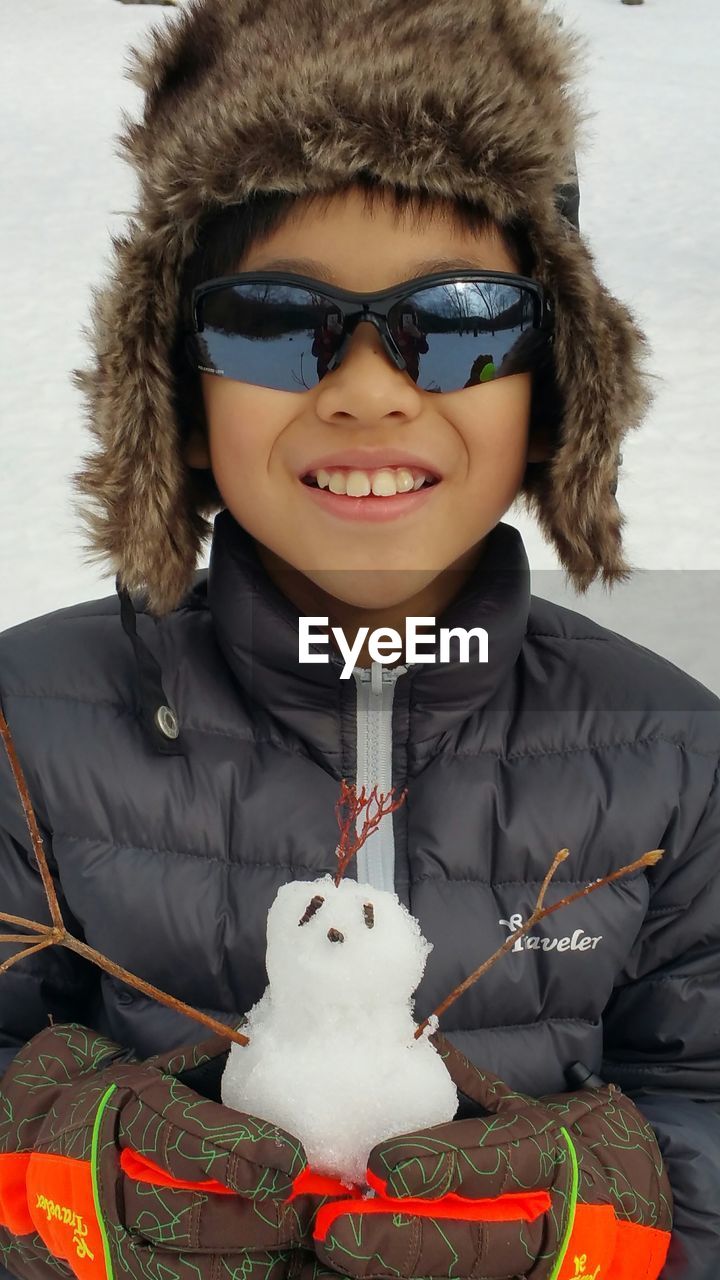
left=302, top=465, right=439, bottom=497
left=300, top=477, right=441, bottom=523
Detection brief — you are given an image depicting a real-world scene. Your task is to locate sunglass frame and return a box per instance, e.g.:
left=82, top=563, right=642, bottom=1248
left=187, top=269, right=555, bottom=383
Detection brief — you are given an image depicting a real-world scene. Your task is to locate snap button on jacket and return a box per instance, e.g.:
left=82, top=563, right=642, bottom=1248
left=1, top=510, right=719, bottom=1278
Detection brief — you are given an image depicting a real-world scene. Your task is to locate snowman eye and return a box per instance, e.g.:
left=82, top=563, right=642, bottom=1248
left=298, top=894, right=325, bottom=926
left=363, top=903, right=375, bottom=929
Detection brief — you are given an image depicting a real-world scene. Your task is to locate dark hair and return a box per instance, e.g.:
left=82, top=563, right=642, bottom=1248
left=171, top=176, right=564, bottom=510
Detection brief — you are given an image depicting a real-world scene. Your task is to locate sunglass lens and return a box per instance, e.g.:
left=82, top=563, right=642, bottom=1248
left=191, top=278, right=551, bottom=394
left=194, top=283, right=344, bottom=391
left=388, top=282, right=548, bottom=392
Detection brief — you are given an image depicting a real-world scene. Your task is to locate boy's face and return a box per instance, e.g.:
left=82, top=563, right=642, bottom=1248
left=186, top=187, right=543, bottom=611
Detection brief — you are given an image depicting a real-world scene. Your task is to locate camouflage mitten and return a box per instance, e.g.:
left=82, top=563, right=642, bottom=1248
left=310, top=1032, right=673, bottom=1280
left=0, top=1022, right=315, bottom=1280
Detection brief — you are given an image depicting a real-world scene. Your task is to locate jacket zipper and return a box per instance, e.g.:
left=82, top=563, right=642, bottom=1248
left=351, top=660, right=407, bottom=892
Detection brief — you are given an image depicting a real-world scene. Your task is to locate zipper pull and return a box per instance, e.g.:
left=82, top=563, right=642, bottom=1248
left=358, top=662, right=408, bottom=692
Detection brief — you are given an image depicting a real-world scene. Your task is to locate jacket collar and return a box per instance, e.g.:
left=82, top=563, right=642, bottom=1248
left=206, top=508, right=531, bottom=759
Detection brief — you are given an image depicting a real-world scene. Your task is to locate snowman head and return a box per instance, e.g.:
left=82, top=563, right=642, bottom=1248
left=265, top=875, right=432, bottom=1009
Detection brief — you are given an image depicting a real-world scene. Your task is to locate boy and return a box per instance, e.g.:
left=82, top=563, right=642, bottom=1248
left=0, top=1, right=718, bottom=1278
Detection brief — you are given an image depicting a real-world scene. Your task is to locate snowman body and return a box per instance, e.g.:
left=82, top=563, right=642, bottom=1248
left=221, top=875, right=458, bottom=1184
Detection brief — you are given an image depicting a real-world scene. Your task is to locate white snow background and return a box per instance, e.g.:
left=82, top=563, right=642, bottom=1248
left=1, top=0, right=718, bottom=695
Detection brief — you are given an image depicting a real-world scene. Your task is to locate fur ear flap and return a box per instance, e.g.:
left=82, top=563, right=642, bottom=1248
left=520, top=215, right=653, bottom=590
left=70, top=223, right=211, bottom=616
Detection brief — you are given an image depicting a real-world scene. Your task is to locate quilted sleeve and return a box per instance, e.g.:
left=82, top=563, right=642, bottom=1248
left=0, top=693, right=99, bottom=1084
left=602, top=750, right=720, bottom=1280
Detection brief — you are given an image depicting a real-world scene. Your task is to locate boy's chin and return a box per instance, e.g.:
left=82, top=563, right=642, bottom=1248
left=302, top=566, right=444, bottom=610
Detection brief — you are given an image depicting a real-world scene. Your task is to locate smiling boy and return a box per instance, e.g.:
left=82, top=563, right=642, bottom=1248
left=183, top=189, right=546, bottom=670
left=1, top=2, right=719, bottom=1279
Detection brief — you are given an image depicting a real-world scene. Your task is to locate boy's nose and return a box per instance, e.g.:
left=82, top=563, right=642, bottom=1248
left=327, top=928, right=345, bottom=943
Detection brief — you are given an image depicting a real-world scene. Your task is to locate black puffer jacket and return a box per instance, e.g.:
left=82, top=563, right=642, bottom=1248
left=1, top=510, right=719, bottom=1279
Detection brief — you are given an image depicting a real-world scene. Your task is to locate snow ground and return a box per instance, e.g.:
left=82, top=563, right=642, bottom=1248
left=1, top=0, right=718, bottom=693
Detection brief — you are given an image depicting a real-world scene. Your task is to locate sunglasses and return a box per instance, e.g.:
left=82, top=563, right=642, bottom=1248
left=185, top=270, right=555, bottom=395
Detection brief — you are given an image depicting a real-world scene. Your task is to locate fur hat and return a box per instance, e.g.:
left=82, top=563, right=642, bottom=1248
left=71, top=0, right=653, bottom=615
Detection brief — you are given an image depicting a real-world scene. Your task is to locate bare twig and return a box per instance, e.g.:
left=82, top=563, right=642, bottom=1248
left=334, top=780, right=408, bottom=885
left=415, top=846, right=664, bottom=1037
left=535, top=848, right=569, bottom=912
left=0, top=939, right=56, bottom=972
left=0, top=712, right=64, bottom=930
left=0, top=708, right=249, bottom=1047
left=0, top=913, right=47, bottom=933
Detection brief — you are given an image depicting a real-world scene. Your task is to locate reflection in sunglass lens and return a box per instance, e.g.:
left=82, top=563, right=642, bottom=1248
left=197, top=283, right=345, bottom=392
left=193, top=279, right=549, bottom=393
left=388, top=282, right=543, bottom=392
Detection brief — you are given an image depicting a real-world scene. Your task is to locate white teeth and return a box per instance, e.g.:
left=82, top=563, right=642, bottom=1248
left=346, top=471, right=372, bottom=497
left=312, top=466, right=432, bottom=496
left=372, top=470, right=401, bottom=496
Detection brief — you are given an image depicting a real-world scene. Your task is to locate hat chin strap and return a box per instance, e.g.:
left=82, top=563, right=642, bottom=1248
left=552, top=159, right=625, bottom=503
left=117, top=575, right=185, bottom=756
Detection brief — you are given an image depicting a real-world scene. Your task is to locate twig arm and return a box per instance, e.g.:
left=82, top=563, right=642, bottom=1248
left=0, top=710, right=64, bottom=930
left=0, top=915, right=49, bottom=934
left=535, top=848, right=569, bottom=912
left=0, top=709, right=248, bottom=1050
left=60, top=935, right=249, bottom=1047
left=0, top=939, right=56, bottom=973
left=415, top=847, right=664, bottom=1038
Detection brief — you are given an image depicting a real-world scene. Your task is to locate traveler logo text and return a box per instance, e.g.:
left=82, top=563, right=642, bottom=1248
left=35, top=1194, right=95, bottom=1261
left=498, top=912, right=603, bottom=953
left=573, top=1254, right=601, bottom=1279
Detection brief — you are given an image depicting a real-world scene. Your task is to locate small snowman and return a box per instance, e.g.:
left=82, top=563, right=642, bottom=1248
left=221, top=785, right=458, bottom=1185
